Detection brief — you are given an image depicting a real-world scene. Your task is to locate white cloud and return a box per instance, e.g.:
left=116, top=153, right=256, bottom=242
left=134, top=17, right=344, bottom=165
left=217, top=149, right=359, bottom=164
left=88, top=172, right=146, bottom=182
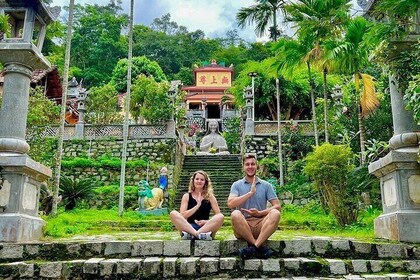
left=51, top=0, right=262, bottom=41
left=50, top=0, right=363, bottom=42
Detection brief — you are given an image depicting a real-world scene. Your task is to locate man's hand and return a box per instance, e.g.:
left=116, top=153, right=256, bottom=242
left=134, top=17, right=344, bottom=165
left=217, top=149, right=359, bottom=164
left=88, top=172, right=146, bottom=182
left=250, top=175, right=256, bottom=194
left=194, top=219, right=207, bottom=227
left=241, top=208, right=261, bottom=217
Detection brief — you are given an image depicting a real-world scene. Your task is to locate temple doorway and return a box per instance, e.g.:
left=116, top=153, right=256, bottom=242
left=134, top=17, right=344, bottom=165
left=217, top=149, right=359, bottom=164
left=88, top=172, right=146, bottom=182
left=207, top=104, right=220, bottom=119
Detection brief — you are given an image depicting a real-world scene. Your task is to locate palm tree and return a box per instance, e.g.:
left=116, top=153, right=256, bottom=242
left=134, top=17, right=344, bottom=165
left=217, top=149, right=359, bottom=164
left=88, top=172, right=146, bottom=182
left=284, top=0, right=351, bottom=143
left=236, top=0, right=286, bottom=41
left=330, top=17, right=379, bottom=165
left=273, top=35, right=320, bottom=146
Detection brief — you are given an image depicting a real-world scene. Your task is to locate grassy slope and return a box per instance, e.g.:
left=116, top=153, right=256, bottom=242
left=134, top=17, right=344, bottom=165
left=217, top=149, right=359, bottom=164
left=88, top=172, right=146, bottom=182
left=42, top=204, right=381, bottom=242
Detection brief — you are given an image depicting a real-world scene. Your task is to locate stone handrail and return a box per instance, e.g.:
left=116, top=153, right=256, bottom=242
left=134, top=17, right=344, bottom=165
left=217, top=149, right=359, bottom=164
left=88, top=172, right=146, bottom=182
left=253, top=120, right=314, bottom=136
left=26, top=124, right=175, bottom=140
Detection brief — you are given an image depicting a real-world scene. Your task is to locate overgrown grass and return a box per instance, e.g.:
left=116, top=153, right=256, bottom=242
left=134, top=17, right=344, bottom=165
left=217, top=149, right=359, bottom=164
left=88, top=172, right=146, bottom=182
left=43, top=208, right=174, bottom=239
left=42, top=204, right=381, bottom=241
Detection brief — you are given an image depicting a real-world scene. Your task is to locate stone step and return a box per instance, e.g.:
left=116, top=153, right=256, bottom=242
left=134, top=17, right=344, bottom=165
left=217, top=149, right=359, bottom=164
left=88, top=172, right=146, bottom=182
left=1, top=239, right=419, bottom=263
left=176, top=154, right=241, bottom=215
left=1, top=256, right=419, bottom=279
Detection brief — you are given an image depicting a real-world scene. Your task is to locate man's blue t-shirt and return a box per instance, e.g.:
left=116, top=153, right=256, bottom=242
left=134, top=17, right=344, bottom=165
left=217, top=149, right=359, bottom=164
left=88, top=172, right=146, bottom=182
left=230, top=177, right=277, bottom=217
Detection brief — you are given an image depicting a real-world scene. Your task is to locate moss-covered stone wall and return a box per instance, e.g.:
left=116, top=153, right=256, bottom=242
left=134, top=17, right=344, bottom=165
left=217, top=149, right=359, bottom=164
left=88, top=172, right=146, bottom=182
left=63, top=138, right=175, bottom=163
left=61, top=138, right=176, bottom=186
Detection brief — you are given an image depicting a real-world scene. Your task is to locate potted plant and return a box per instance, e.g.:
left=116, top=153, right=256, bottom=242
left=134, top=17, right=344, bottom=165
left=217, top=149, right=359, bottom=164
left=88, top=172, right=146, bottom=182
left=0, top=14, right=10, bottom=40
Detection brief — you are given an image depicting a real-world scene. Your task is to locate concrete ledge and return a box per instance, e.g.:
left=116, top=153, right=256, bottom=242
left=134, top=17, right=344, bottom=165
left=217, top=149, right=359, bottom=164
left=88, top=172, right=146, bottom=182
left=0, top=257, right=419, bottom=279
left=0, top=238, right=418, bottom=262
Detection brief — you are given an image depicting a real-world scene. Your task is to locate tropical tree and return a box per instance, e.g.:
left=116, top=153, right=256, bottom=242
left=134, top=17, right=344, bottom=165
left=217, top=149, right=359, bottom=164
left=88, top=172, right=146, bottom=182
left=284, top=0, right=351, bottom=142
left=70, top=2, right=127, bottom=87
left=26, top=87, right=61, bottom=127
left=273, top=35, right=320, bottom=146
left=229, top=58, right=312, bottom=121
left=150, top=13, right=188, bottom=35
left=236, top=0, right=286, bottom=41
left=330, top=17, right=379, bottom=165
left=86, top=83, right=123, bottom=124
left=131, top=75, right=172, bottom=124
left=110, top=56, right=167, bottom=93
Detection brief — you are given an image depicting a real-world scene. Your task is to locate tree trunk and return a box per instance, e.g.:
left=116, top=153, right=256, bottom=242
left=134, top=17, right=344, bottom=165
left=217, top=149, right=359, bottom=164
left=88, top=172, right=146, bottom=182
left=119, top=0, right=135, bottom=216
left=268, top=101, right=276, bottom=120
left=52, top=0, right=75, bottom=216
left=358, top=105, right=366, bottom=165
left=307, top=62, right=319, bottom=146
left=323, top=67, right=329, bottom=143
left=285, top=104, right=292, bottom=120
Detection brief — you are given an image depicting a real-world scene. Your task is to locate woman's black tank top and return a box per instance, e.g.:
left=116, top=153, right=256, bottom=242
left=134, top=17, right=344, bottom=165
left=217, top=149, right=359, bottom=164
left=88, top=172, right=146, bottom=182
left=187, top=193, right=211, bottom=223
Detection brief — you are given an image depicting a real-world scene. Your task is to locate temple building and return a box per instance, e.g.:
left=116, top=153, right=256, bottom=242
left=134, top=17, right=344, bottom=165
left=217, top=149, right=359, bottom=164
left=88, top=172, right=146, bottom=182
left=182, top=59, right=236, bottom=130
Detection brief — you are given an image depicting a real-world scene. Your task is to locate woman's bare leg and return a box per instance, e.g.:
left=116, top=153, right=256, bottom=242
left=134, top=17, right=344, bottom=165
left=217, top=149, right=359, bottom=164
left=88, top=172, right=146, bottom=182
left=197, top=213, right=224, bottom=237
left=170, top=210, right=198, bottom=237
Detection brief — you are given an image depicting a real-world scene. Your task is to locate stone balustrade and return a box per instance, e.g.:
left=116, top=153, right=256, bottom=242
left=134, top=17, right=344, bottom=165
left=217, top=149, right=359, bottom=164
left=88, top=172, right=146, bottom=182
left=26, top=123, right=175, bottom=140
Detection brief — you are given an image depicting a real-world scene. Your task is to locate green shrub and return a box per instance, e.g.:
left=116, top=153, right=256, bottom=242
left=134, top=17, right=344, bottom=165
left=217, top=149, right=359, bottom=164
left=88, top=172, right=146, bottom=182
left=0, top=14, right=10, bottom=38
left=346, top=166, right=381, bottom=208
left=62, top=155, right=151, bottom=169
left=92, top=185, right=139, bottom=210
left=304, top=143, right=358, bottom=227
left=222, top=116, right=241, bottom=154
left=283, top=124, right=315, bottom=160
left=60, top=176, right=98, bottom=211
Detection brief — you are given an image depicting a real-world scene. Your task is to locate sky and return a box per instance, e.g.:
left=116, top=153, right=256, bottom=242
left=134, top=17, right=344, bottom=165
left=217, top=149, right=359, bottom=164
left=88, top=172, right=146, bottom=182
left=50, top=0, right=363, bottom=42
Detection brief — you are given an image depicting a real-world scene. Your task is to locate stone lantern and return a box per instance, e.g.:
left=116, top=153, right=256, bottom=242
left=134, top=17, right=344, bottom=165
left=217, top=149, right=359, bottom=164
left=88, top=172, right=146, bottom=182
left=167, top=80, right=181, bottom=137
left=67, top=77, right=89, bottom=138
left=243, top=86, right=254, bottom=135
left=0, top=0, right=54, bottom=242
left=331, top=85, right=343, bottom=101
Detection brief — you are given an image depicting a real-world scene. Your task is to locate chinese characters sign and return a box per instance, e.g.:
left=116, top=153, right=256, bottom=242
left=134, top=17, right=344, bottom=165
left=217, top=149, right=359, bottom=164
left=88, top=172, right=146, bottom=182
left=196, top=71, right=231, bottom=87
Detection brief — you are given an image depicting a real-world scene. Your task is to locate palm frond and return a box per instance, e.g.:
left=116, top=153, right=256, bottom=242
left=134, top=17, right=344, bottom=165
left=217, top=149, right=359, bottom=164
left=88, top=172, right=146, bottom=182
left=237, top=0, right=285, bottom=38
left=360, top=73, right=379, bottom=117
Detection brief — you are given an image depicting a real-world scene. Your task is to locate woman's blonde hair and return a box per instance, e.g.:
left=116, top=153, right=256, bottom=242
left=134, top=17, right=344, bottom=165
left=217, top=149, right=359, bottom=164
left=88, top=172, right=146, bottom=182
left=188, top=170, right=214, bottom=199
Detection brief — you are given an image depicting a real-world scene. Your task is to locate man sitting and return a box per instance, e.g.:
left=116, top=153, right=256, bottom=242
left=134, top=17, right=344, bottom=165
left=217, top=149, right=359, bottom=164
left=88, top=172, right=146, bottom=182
left=227, top=153, right=281, bottom=259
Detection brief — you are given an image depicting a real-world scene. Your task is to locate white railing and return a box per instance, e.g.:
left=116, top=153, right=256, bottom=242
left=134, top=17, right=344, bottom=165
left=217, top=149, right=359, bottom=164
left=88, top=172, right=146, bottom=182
left=26, top=124, right=172, bottom=140
left=253, top=120, right=314, bottom=136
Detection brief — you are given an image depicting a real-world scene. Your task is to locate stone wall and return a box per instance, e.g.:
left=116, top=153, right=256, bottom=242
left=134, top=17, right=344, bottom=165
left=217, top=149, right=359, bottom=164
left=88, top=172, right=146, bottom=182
left=62, top=166, right=163, bottom=187
left=61, top=138, right=176, bottom=187
left=63, top=138, right=176, bottom=163
left=244, top=135, right=278, bottom=158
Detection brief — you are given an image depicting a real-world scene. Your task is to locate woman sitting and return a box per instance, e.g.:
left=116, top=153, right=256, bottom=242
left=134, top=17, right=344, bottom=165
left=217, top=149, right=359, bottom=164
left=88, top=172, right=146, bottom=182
left=170, top=170, right=224, bottom=240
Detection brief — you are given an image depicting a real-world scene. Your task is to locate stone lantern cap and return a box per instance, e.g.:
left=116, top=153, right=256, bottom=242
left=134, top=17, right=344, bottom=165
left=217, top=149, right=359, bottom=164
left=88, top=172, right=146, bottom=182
left=0, top=0, right=56, bottom=69
left=0, top=0, right=55, bottom=25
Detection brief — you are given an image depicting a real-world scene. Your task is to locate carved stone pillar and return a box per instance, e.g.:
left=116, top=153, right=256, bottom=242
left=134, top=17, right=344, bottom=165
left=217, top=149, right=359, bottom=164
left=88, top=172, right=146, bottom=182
left=0, top=0, right=54, bottom=242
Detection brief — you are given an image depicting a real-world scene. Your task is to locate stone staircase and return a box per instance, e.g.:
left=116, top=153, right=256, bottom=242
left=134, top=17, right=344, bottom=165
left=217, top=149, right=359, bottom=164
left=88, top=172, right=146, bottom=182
left=1, top=238, right=419, bottom=279
left=174, top=155, right=243, bottom=215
